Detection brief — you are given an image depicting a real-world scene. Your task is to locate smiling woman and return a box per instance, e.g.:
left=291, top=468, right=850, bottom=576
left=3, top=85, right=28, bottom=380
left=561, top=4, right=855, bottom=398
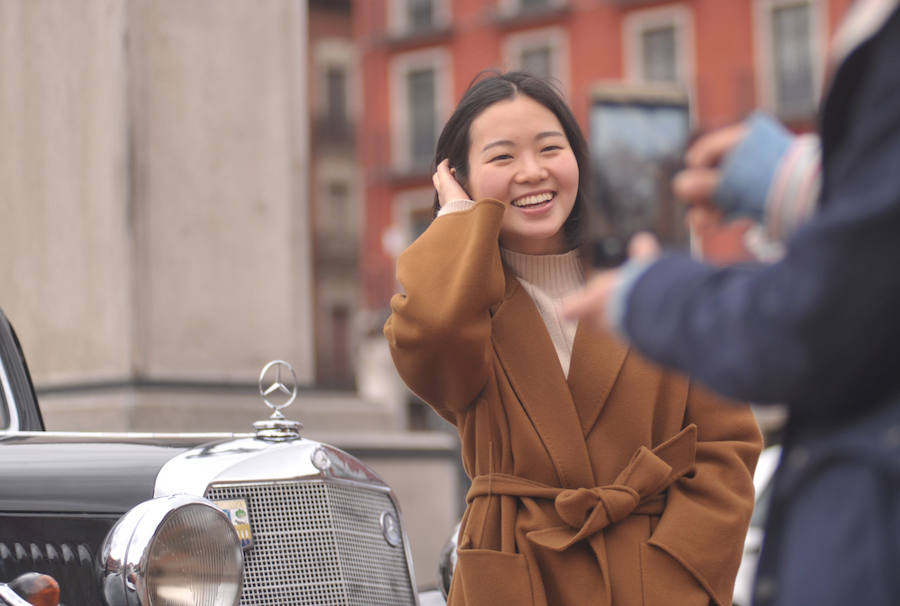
left=385, top=71, right=761, bottom=606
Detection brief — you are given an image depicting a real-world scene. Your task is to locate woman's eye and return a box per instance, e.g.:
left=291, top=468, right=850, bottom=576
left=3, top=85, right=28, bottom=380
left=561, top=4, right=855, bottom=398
left=489, top=153, right=513, bottom=162
left=542, top=145, right=563, bottom=153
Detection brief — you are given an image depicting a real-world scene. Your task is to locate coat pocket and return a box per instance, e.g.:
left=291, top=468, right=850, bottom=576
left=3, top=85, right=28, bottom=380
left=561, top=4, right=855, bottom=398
left=452, top=548, right=536, bottom=606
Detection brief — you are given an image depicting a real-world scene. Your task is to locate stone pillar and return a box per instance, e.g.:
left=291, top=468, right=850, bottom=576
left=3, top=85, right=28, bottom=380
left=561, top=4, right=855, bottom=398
left=0, top=0, right=314, bottom=429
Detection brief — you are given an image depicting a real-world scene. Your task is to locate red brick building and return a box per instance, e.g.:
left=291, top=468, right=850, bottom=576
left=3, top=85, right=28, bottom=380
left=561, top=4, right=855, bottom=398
left=355, top=0, right=852, bottom=323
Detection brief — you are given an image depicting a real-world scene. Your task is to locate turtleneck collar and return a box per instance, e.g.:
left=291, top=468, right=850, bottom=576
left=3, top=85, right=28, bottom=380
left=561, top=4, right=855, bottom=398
left=500, top=247, right=585, bottom=297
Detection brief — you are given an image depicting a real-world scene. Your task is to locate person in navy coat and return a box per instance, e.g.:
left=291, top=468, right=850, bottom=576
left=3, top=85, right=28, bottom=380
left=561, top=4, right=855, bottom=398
left=564, top=2, right=900, bottom=605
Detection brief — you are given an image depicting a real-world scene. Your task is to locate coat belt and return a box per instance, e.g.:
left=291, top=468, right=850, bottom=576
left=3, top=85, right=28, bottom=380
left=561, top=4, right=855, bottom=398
left=465, top=424, right=697, bottom=551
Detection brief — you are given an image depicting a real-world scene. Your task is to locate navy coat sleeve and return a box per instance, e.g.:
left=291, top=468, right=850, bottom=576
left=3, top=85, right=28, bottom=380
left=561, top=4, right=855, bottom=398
left=621, top=10, right=900, bottom=420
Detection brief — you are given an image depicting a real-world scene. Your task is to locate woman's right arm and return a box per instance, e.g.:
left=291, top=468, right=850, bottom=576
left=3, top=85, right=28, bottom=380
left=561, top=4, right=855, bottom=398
left=384, top=199, right=507, bottom=423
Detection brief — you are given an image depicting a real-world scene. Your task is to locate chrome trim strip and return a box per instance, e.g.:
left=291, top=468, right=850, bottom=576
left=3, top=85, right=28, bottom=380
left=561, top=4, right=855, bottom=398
left=0, top=356, right=20, bottom=431
left=0, top=584, right=32, bottom=606
left=155, top=438, right=330, bottom=497
left=388, top=485, right=421, bottom=605
left=0, top=430, right=251, bottom=440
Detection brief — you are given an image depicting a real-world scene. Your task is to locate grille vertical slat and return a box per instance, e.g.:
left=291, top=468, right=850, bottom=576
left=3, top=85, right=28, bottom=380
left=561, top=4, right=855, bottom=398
left=206, top=479, right=416, bottom=606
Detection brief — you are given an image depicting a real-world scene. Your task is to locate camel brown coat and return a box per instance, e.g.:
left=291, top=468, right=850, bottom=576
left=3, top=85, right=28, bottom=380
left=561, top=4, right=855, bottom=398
left=385, top=200, right=761, bottom=606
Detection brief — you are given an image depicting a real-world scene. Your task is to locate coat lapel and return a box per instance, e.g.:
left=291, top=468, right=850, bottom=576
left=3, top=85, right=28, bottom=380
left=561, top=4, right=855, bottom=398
left=567, top=323, right=629, bottom=437
left=492, top=270, right=595, bottom=488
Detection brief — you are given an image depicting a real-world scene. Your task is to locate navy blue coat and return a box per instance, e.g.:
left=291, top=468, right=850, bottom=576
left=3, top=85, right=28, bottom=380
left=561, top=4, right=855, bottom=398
left=621, top=5, right=900, bottom=605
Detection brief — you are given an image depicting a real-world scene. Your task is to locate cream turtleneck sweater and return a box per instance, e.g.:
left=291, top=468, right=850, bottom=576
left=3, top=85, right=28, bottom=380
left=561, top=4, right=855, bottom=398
left=500, top=248, right=584, bottom=377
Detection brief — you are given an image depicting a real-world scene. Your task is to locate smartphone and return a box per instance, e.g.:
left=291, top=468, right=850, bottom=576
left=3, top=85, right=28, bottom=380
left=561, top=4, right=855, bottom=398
left=586, top=83, right=692, bottom=267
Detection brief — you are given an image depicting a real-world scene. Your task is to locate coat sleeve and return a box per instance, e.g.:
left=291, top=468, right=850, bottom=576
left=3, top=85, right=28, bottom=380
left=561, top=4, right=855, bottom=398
left=621, top=17, right=900, bottom=417
left=384, top=200, right=507, bottom=423
left=648, top=380, right=762, bottom=606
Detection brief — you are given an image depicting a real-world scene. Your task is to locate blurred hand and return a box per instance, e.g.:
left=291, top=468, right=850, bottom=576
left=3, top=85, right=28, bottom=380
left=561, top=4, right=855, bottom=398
left=686, top=205, right=757, bottom=264
left=433, top=159, right=469, bottom=208
left=673, top=122, right=747, bottom=208
left=674, top=123, right=758, bottom=264
left=562, top=233, right=660, bottom=333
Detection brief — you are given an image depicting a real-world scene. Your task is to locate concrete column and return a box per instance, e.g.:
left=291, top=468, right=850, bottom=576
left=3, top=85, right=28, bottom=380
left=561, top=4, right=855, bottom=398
left=0, top=0, right=314, bottom=427
left=0, top=0, right=133, bottom=384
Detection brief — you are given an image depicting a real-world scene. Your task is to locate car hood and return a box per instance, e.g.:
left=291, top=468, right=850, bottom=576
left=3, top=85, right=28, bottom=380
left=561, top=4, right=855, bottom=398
left=0, top=432, right=243, bottom=514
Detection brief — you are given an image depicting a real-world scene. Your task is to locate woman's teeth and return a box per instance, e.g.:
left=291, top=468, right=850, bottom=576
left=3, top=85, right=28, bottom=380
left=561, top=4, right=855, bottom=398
left=511, top=192, right=553, bottom=208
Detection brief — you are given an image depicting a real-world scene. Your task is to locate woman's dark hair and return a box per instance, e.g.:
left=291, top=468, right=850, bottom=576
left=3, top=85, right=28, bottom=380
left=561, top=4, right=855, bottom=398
left=432, top=70, right=590, bottom=249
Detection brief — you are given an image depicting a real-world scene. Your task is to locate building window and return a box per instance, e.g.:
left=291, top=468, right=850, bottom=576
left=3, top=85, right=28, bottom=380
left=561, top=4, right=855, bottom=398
left=390, top=49, right=450, bottom=175
left=388, top=0, right=450, bottom=37
left=408, top=0, right=434, bottom=30
left=773, top=4, right=814, bottom=115
left=313, top=39, right=357, bottom=144
left=503, top=27, right=569, bottom=92
left=521, top=0, right=551, bottom=11
left=388, top=187, right=434, bottom=258
left=408, top=69, right=437, bottom=171
left=755, top=0, right=825, bottom=119
left=328, top=305, right=352, bottom=387
left=641, top=26, right=678, bottom=83
left=499, top=0, right=565, bottom=17
left=327, top=180, right=350, bottom=232
left=325, top=66, right=348, bottom=133
left=520, top=45, right=553, bottom=79
left=624, top=5, right=694, bottom=92
left=756, top=0, right=822, bottom=119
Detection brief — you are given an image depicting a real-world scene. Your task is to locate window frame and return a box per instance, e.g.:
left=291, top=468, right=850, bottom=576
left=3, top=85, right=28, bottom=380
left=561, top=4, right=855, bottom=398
left=313, top=38, right=359, bottom=127
left=387, top=0, right=451, bottom=38
left=497, top=0, right=567, bottom=18
left=623, top=4, right=696, bottom=114
left=389, top=48, right=452, bottom=176
left=753, top=0, right=828, bottom=120
left=501, top=26, right=570, bottom=95
left=390, top=187, right=435, bottom=254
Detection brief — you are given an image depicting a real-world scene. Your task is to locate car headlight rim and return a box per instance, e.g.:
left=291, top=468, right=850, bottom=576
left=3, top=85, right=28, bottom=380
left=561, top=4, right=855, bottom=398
left=101, top=494, right=243, bottom=606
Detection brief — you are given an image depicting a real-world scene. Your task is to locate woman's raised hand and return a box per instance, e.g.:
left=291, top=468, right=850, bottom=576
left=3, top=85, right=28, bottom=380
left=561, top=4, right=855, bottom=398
left=433, top=159, right=470, bottom=208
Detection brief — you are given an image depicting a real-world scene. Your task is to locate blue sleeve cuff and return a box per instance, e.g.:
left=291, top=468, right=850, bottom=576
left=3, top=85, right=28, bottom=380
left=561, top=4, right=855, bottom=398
left=714, top=112, right=793, bottom=221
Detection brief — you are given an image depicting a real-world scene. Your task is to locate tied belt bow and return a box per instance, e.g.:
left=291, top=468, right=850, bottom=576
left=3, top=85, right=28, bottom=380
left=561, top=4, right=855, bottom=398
left=466, top=425, right=697, bottom=551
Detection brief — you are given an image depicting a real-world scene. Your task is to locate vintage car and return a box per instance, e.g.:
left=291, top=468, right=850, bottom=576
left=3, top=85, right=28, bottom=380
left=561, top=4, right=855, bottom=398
left=0, top=308, right=421, bottom=606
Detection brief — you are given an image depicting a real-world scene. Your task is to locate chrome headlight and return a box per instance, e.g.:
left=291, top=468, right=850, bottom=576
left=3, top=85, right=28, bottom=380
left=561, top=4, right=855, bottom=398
left=101, top=495, right=243, bottom=606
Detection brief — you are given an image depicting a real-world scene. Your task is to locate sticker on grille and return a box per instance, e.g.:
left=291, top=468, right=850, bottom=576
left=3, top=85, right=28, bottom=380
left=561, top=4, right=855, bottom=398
left=206, top=479, right=416, bottom=606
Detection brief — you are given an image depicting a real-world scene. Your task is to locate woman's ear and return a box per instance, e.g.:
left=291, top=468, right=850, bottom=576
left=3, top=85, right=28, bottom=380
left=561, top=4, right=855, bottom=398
left=450, top=166, right=472, bottom=198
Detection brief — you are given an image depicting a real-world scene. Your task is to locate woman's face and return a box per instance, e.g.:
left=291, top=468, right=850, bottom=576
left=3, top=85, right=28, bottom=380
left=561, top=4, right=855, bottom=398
left=466, top=94, right=579, bottom=255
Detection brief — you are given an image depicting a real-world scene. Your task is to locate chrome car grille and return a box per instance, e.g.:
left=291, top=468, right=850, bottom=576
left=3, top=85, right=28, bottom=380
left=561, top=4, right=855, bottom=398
left=206, top=479, right=416, bottom=606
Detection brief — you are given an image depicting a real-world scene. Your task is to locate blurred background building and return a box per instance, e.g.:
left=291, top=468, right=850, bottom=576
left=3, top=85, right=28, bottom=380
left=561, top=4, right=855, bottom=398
left=0, top=0, right=855, bottom=591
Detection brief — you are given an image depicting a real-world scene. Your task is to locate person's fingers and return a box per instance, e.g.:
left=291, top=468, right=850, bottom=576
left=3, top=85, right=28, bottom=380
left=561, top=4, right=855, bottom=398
left=561, top=272, right=616, bottom=328
left=560, top=287, right=593, bottom=319
left=628, top=232, right=661, bottom=260
left=434, top=159, right=464, bottom=207
left=673, top=168, right=719, bottom=206
left=434, top=158, right=450, bottom=181
left=686, top=205, right=722, bottom=233
left=685, top=123, right=747, bottom=168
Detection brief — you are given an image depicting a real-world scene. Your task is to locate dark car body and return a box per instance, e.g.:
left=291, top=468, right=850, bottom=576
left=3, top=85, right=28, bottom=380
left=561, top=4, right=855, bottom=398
left=0, top=308, right=421, bottom=606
